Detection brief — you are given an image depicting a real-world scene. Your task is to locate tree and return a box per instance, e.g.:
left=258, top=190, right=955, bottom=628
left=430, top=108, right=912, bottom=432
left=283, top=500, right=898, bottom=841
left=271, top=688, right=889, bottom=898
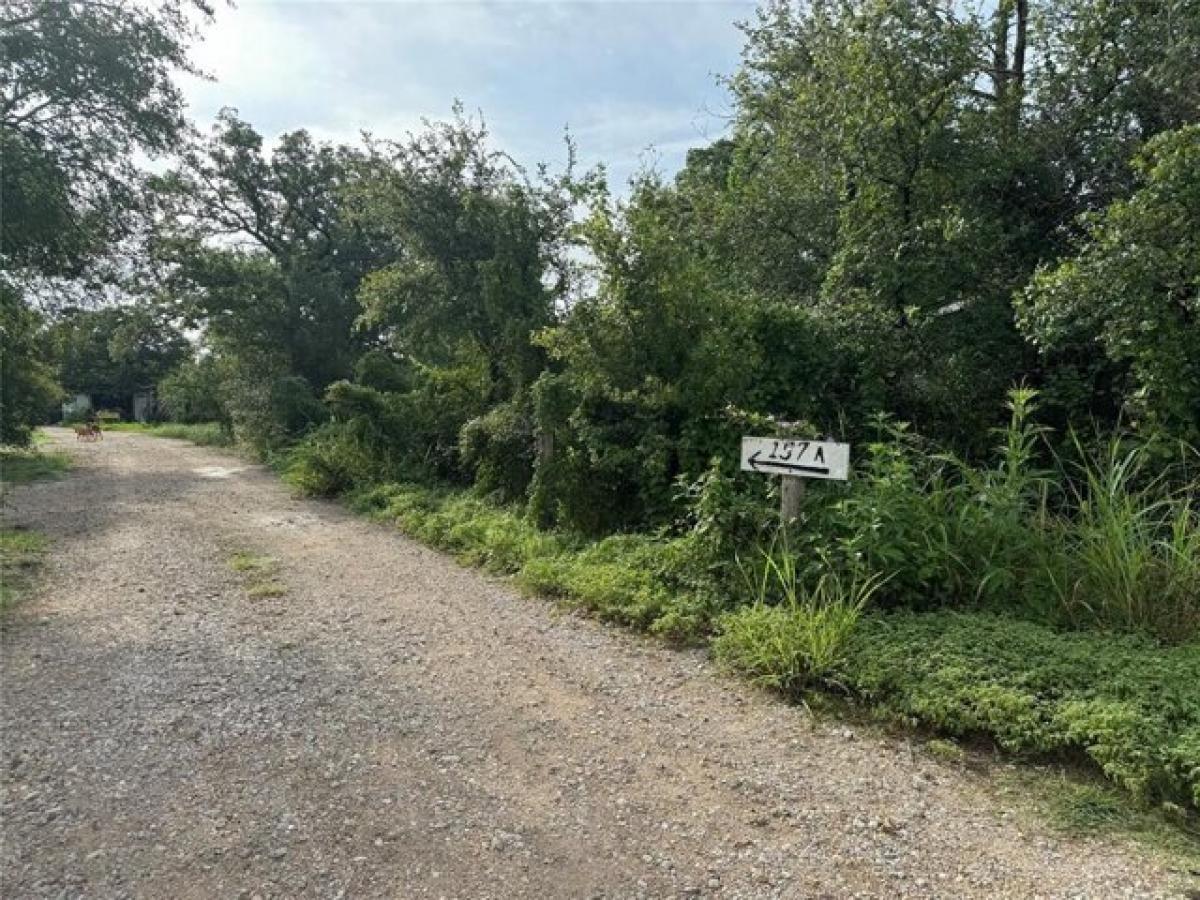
left=1, top=0, right=212, bottom=278
left=154, top=112, right=389, bottom=446
left=1019, top=125, right=1200, bottom=446
left=0, top=285, right=61, bottom=445
left=0, top=0, right=209, bottom=444
left=46, top=305, right=189, bottom=414
left=355, top=111, right=590, bottom=401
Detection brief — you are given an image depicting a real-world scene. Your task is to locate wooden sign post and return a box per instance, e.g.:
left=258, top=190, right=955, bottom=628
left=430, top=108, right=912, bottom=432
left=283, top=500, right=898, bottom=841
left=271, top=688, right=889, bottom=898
left=739, top=436, right=850, bottom=523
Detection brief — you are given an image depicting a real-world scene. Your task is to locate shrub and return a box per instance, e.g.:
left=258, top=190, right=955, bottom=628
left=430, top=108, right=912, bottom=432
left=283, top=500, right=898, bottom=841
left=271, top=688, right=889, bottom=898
left=284, top=420, right=386, bottom=497
left=460, top=393, right=536, bottom=502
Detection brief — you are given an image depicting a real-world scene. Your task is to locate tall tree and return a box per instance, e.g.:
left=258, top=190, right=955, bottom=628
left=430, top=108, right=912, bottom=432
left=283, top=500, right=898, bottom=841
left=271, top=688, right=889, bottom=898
left=1, top=0, right=210, bottom=444
left=1, top=0, right=212, bottom=279
left=157, top=112, right=386, bottom=394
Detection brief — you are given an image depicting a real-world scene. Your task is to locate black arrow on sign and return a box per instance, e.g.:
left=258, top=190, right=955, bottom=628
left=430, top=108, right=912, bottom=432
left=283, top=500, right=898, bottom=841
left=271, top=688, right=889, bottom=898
left=748, top=450, right=831, bottom=476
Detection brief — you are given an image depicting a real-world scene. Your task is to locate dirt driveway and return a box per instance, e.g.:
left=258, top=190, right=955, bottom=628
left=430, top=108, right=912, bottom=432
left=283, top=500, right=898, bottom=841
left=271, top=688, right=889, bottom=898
left=0, top=428, right=1189, bottom=898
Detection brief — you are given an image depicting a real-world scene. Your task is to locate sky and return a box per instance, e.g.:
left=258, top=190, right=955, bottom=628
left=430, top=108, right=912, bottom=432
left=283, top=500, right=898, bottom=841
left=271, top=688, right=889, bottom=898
left=179, top=0, right=758, bottom=190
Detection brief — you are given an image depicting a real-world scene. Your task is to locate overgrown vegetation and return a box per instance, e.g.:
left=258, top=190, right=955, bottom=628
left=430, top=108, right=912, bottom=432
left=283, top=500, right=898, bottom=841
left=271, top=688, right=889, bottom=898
left=2, top=0, right=1198, bottom=830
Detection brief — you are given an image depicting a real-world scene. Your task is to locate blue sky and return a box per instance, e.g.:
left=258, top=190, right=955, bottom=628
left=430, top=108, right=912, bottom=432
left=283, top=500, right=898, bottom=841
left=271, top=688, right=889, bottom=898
left=180, top=0, right=757, bottom=189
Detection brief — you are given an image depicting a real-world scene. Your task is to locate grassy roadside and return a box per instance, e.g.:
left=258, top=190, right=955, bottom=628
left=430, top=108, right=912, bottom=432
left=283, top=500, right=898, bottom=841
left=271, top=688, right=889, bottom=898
left=99, top=426, right=1200, bottom=850
left=0, top=445, right=67, bottom=615
left=0, top=447, right=71, bottom=485
left=0, top=528, right=49, bottom=615
left=339, top=478, right=1200, bottom=852
left=102, top=421, right=233, bottom=447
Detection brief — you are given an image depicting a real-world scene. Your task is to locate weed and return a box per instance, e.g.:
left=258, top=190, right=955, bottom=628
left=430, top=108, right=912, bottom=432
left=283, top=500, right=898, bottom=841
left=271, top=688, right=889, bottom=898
left=714, top=539, right=888, bottom=692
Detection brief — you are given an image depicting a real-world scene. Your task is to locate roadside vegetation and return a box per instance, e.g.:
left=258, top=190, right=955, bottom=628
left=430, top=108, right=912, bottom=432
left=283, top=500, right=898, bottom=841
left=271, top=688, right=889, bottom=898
left=3, top=0, right=1198, bottom=837
left=0, top=528, right=49, bottom=615
left=104, top=422, right=232, bottom=447
left=0, top=445, right=65, bottom=615
left=0, top=448, right=70, bottom=487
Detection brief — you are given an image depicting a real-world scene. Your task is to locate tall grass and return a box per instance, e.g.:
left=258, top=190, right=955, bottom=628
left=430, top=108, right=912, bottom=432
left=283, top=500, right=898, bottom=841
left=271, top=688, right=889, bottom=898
left=816, top=390, right=1200, bottom=642
left=1049, top=438, right=1200, bottom=640
left=714, top=532, right=889, bottom=692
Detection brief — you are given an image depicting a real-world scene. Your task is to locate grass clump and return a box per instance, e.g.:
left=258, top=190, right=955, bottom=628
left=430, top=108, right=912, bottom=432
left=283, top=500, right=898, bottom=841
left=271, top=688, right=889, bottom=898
left=246, top=580, right=288, bottom=599
left=0, top=448, right=70, bottom=485
left=104, top=422, right=232, bottom=447
left=228, top=550, right=287, bottom=599
left=0, top=527, right=49, bottom=614
left=713, top=538, right=887, bottom=691
left=229, top=551, right=275, bottom=573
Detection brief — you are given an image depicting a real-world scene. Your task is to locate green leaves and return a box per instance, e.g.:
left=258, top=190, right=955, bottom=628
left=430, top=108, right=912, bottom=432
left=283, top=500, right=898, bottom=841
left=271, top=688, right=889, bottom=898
left=1020, top=126, right=1200, bottom=445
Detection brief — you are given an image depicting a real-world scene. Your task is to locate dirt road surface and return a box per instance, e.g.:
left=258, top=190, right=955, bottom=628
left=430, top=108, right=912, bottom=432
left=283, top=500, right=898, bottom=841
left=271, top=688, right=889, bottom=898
left=1, top=429, right=1190, bottom=898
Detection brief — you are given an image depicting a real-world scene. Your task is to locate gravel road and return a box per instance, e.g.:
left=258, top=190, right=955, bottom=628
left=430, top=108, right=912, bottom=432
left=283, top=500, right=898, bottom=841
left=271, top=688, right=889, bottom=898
left=1, top=428, right=1192, bottom=899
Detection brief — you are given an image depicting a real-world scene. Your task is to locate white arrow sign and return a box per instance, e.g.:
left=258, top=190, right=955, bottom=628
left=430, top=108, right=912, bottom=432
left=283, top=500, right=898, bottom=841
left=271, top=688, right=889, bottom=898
left=740, top=436, right=850, bottom=481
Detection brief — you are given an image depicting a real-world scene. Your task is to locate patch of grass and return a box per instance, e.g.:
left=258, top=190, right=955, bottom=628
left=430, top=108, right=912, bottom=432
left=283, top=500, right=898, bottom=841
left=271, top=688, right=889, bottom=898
left=0, top=448, right=70, bottom=485
left=246, top=580, right=287, bottom=599
left=229, top=551, right=275, bottom=573
left=228, top=550, right=287, bottom=599
left=104, top=422, right=232, bottom=447
left=1050, top=782, right=1129, bottom=832
left=993, top=768, right=1200, bottom=869
left=924, top=738, right=967, bottom=764
left=0, top=527, right=49, bottom=614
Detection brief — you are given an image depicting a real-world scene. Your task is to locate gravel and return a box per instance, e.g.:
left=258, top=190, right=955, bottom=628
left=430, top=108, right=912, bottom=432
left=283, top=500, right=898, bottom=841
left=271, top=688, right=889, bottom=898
left=0, top=428, right=1191, bottom=898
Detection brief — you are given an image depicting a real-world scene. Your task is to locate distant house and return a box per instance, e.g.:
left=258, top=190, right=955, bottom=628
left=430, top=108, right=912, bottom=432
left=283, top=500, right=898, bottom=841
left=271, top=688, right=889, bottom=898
left=62, top=393, right=92, bottom=422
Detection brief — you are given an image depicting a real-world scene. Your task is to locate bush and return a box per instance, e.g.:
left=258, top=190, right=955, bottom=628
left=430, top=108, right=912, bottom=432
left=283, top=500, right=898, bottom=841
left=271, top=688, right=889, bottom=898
left=840, top=612, right=1200, bottom=811
left=284, top=420, right=386, bottom=497
left=460, top=393, right=536, bottom=502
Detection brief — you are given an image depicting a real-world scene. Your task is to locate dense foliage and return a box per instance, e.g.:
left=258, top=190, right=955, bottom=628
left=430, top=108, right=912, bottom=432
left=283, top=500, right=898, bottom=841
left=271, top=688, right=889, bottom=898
left=4, top=0, right=1198, bottom=817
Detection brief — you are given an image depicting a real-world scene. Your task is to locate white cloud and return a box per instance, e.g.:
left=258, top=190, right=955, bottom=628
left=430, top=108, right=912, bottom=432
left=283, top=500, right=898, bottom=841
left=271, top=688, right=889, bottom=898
left=176, top=0, right=752, bottom=187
